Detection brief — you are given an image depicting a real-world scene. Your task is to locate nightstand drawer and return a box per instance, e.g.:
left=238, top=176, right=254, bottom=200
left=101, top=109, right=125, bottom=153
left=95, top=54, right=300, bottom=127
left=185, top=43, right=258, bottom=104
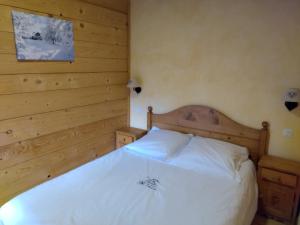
left=116, top=127, right=146, bottom=149
left=261, top=168, right=297, bottom=188
left=261, top=181, right=295, bottom=221
left=117, top=135, right=134, bottom=146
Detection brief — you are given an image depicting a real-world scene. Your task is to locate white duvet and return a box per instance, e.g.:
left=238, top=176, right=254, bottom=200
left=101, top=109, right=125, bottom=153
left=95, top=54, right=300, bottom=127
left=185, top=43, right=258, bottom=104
left=0, top=148, right=257, bottom=225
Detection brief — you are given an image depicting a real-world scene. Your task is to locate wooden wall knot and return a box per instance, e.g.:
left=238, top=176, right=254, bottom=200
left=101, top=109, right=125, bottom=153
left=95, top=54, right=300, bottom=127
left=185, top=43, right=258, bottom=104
left=35, top=79, right=42, bottom=84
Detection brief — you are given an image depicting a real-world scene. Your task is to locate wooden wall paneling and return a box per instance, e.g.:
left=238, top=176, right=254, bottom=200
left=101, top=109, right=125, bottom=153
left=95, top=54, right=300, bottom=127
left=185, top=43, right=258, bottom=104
left=0, top=72, right=128, bottom=95
left=75, top=41, right=128, bottom=59
left=0, top=54, right=127, bottom=74
left=0, top=0, right=128, bottom=28
left=0, top=99, right=128, bottom=146
left=0, top=85, right=128, bottom=120
left=0, top=115, right=127, bottom=170
left=127, top=0, right=130, bottom=126
left=81, top=0, right=128, bottom=13
left=0, top=32, right=11, bottom=55
left=73, top=22, right=127, bottom=45
left=0, top=0, right=129, bottom=205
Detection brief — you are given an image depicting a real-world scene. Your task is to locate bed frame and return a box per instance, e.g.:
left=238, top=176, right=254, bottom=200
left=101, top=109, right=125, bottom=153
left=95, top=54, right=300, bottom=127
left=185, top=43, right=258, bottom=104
left=147, top=105, right=269, bottom=166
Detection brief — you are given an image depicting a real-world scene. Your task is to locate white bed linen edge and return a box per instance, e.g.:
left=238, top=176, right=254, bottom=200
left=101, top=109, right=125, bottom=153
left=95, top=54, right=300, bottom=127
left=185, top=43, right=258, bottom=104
left=0, top=149, right=257, bottom=225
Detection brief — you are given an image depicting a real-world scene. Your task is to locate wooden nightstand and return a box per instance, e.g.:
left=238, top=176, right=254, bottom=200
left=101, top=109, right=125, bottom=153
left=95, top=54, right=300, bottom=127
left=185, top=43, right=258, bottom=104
left=258, top=155, right=300, bottom=225
left=115, top=127, right=147, bottom=148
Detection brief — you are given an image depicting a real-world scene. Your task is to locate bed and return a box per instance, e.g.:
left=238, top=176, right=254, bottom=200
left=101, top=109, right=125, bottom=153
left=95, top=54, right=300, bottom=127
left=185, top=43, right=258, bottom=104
left=0, top=105, right=269, bottom=225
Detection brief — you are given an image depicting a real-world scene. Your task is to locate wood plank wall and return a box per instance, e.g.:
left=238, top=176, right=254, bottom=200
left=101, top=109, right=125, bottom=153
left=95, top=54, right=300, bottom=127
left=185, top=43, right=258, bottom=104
left=0, top=0, right=129, bottom=205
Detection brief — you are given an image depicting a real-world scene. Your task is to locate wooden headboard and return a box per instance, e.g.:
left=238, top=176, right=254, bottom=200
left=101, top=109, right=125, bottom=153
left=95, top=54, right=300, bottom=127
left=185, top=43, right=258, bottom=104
left=147, top=105, right=269, bottom=165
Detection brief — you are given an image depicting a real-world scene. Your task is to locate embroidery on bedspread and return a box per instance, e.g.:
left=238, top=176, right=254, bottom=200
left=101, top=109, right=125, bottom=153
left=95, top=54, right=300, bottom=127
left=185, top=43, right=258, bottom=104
left=138, top=177, right=160, bottom=190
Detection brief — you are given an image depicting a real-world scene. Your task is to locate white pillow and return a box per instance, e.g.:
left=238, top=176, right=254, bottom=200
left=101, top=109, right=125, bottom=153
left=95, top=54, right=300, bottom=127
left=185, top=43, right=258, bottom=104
left=125, top=129, right=191, bottom=160
left=168, top=136, right=249, bottom=181
left=201, top=137, right=249, bottom=168
left=149, top=126, right=160, bottom=132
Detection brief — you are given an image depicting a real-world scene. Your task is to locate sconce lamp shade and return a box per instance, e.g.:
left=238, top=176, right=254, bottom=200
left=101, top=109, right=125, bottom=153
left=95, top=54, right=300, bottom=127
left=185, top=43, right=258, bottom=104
left=127, top=79, right=142, bottom=94
left=284, top=88, right=300, bottom=102
left=284, top=88, right=300, bottom=111
left=127, top=79, right=139, bottom=88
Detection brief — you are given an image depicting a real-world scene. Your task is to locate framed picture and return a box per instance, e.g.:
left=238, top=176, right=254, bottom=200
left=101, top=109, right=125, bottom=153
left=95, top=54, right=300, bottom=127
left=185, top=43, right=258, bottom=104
left=12, top=11, right=74, bottom=61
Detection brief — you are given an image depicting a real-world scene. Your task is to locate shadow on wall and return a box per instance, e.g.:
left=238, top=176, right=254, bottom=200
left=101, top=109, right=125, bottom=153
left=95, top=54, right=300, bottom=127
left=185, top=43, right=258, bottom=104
left=291, top=107, right=300, bottom=117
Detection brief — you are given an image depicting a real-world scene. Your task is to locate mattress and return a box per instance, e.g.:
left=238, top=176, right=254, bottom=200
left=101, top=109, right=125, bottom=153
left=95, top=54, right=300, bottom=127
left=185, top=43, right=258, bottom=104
left=0, top=148, right=257, bottom=225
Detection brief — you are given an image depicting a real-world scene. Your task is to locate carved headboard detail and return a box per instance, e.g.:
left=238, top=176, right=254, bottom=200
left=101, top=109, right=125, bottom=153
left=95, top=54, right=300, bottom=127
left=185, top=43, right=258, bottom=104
left=147, top=105, right=269, bottom=165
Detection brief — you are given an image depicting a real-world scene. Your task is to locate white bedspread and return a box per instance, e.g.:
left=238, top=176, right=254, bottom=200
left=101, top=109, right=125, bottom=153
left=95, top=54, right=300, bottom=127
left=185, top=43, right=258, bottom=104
left=0, top=148, right=257, bottom=225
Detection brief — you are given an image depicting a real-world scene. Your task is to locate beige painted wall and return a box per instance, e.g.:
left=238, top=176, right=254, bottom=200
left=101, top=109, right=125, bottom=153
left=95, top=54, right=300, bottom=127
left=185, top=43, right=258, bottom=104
left=130, top=0, right=300, bottom=163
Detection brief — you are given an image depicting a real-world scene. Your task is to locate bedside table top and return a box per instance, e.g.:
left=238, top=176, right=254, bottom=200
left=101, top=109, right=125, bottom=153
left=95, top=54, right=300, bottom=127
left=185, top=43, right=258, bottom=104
left=116, top=127, right=147, bottom=137
left=259, top=155, right=300, bottom=176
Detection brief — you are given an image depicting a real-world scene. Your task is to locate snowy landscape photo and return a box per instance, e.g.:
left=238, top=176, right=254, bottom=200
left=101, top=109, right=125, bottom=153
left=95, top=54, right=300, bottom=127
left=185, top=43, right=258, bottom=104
left=12, top=11, right=74, bottom=61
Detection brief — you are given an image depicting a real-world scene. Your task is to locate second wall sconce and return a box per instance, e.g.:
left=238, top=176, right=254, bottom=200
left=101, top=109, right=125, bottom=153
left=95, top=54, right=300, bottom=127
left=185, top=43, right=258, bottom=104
left=284, top=88, right=300, bottom=111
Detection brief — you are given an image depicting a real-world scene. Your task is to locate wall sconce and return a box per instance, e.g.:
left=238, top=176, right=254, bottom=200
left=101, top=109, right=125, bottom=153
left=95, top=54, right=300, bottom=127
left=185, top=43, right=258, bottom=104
left=284, top=88, right=300, bottom=111
left=127, top=79, right=142, bottom=94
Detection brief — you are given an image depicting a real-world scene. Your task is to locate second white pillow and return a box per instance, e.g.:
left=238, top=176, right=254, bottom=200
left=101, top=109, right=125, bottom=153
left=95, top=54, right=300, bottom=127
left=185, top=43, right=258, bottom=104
left=169, top=136, right=249, bottom=181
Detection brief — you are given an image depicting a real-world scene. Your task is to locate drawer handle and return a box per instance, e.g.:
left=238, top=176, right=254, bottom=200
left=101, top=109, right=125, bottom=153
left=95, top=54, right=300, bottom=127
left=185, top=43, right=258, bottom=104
left=271, top=196, right=280, bottom=205
left=262, top=176, right=281, bottom=183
